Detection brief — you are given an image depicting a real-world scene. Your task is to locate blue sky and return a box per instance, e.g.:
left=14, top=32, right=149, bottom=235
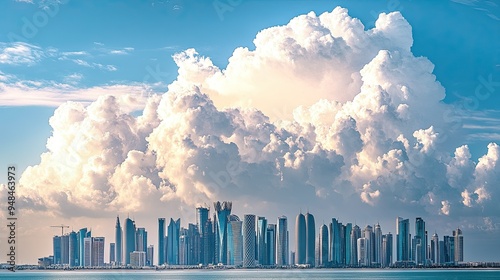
left=0, top=0, right=499, bottom=264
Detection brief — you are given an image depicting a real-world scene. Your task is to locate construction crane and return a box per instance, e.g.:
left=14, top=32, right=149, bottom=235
left=50, top=224, right=70, bottom=236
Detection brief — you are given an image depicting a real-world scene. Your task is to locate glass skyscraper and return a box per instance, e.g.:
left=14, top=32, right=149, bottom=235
left=167, top=218, right=180, bottom=265
left=396, top=217, right=410, bottom=262
left=415, top=217, right=426, bottom=265
left=158, top=218, right=165, bottom=265
left=115, top=216, right=122, bottom=265
left=124, top=217, right=136, bottom=265
left=257, top=216, right=268, bottom=265
left=214, top=201, right=232, bottom=264
left=266, top=224, right=276, bottom=265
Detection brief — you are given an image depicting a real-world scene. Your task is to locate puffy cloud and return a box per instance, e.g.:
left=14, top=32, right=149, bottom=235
left=16, top=7, right=500, bottom=227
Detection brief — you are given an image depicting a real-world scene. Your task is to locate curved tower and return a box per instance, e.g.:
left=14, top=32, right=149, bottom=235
left=319, top=224, right=328, bottom=266
left=295, top=213, right=306, bottom=264
left=305, top=212, right=315, bottom=266
left=124, top=217, right=136, bottom=265
left=214, top=201, right=232, bottom=264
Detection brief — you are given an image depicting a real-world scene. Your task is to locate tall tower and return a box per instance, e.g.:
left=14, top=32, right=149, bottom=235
left=78, top=228, right=88, bottom=266
left=305, top=212, right=315, bottom=266
left=227, top=215, right=242, bottom=265
left=243, top=214, right=256, bottom=268
left=454, top=228, right=463, bottom=262
left=396, top=217, right=410, bottom=261
left=295, top=213, right=306, bottom=264
left=196, top=206, right=209, bottom=265
left=350, top=224, right=361, bottom=266
left=357, top=237, right=367, bottom=266
left=214, top=201, right=232, bottom=264
left=374, top=223, right=382, bottom=265
left=266, top=224, right=276, bottom=265
left=167, top=218, right=180, bottom=265
left=124, top=217, right=136, bottom=265
left=363, top=225, right=373, bottom=265
left=92, top=237, right=105, bottom=267
left=158, top=218, right=165, bottom=265
left=115, top=216, right=122, bottom=265
left=136, top=227, right=147, bottom=252
left=68, top=231, right=78, bottom=267
left=415, top=217, right=426, bottom=265
left=53, top=236, right=62, bottom=265
left=344, top=223, right=352, bottom=266
left=431, top=232, right=439, bottom=264
left=382, top=233, right=393, bottom=267
left=257, top=216, right=268, bottom=265
left=276, top=215, right=288, bottom=265
left=319, top=224, right=329, bottom=266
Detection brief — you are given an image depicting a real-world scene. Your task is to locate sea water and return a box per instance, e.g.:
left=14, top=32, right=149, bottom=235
left=0, top=269, right=499, bottom=280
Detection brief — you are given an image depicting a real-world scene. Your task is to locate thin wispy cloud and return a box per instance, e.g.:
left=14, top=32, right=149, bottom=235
left=0, top=42, right=44, bottom=65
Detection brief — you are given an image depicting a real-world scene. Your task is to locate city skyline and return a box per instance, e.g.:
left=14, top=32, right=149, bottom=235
left=0, top=1, right=499, bottom=264
left=42, top=201, right=467, bottom=268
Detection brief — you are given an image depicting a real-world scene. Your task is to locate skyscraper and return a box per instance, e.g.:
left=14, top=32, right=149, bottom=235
left=61, top=234, right=69, bottom=264
left=203, top=218, right=214, bottom=265
left=350, top=224, right=361, bottom=266
left=319, top=224, right=329, bottom=266
left=92, top=237, right=105, bottom=267
left=257, top=216, right=268, bottom=265
left=276, top=215, right=288, bottom=266
left=454, top=228, right=463, bottom=262
left=415, top=217, right=426, bottom=265
left=295, top=213, right=306, bottom=265
left=344, top=223, right=352, bottom=266
left=136, top=227, right=147, bottom=253
left=158, top=218, right=165, bottom=265
left=110, top=243, right=115, bottom=264
left=329, top=218, right=342, bottom=265
left=382, top=233, right=393, bottom=267
left=243, top=214, right=256, bottom=268
left=266, top=224, right=276, bottom=265
left=167, top=218, right=180, bottom=265
left=374, top=223, right=382, bottom=265
left=227, top=215, right=242, bottom=266
left=214, top=201, right=232, bottom=265
left=124, top=217, right=136, bottom=265
left=305, top=212, right=315, bottom=266
left=147, top=245, right=154, bottom=266
left=196, top=206, right=209, bottom=265
left=396, top=217, right=410, bottom=262
left=115, top=216, right=122, bottom=265
left=83, top=237, right=92, bottom=267
left=196, top=206, right=209, bottom=235
left=53, top=236, right=62, bottom=265
left=78, top=228, right=89, bottom=267
left=431, top=232, right=439, bottom=264
left=363, top=225, right=373, bottom=265
left=68, top=231, right=78, bottom=267
left=357, top=237, right=367, bottom=266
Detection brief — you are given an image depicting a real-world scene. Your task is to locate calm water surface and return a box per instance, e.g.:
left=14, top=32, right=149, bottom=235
left=0, top=269, right=499, bottom=280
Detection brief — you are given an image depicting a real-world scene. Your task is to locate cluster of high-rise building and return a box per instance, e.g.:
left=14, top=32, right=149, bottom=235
left=40, top=228, right=107, bottom=267
left=40, top=202, right=464, bottom=268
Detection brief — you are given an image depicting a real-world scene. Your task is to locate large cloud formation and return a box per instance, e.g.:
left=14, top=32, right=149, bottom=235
left=18, top=7, right=499, bottom=224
